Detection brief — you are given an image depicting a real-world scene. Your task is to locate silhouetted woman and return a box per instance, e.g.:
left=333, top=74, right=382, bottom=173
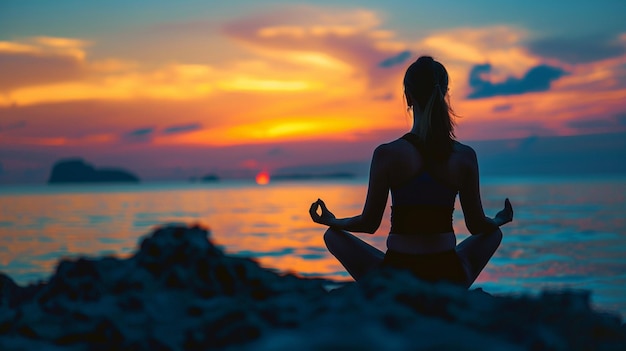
left=309, top=56, right=513, bottom=287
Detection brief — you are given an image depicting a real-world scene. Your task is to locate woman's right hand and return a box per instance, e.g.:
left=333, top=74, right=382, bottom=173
left=309, top=199, right=336, bottom=226
left=494, top=198, right=513, bottom=226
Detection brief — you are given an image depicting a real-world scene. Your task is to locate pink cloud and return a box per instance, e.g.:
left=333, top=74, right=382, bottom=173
left=0, top=41, right=85, bottom=91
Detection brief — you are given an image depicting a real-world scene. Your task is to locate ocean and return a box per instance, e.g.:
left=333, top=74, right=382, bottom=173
left=1, top=176, right=625, bottom=317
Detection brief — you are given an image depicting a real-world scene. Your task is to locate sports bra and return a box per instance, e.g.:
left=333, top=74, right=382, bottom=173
left=390, top=134, right=458, bottom=235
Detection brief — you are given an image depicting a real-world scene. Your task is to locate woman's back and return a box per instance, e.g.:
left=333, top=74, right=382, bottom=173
left=381, top=135, right=492, bottom=236
left=382, top=136, right=473, bottom=193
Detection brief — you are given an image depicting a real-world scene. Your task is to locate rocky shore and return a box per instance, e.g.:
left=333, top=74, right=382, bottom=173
left=1, top=225, right=625, bottom=350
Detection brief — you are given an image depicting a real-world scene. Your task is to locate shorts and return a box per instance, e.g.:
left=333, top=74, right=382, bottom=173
left=382, top=249, right=468, bottom=286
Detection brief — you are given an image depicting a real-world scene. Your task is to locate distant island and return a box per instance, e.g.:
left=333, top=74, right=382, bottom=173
left=189, top=174, right=220, bottom=182
left=48, top=158, right=140, bottom=184
left=271, top=172, right=355, bottom=181
left=201, top=174, right=220, bottom=182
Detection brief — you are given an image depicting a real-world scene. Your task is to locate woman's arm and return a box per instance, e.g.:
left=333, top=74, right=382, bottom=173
left=309, top=145, right=390, bottom=234
left=458, top=146, right=512, bottom=234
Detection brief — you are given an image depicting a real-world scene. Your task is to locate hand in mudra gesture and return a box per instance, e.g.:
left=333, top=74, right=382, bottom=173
left=495, top=198, right=514, bottom=226
left=309, top=199, right=336, bottom=226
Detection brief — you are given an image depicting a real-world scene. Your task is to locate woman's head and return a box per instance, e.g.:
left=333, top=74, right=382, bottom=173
left=403, top=56, right=456, bottom=159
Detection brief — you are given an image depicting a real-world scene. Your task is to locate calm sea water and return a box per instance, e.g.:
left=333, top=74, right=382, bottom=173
left=1, top=176, right=625, bottom=316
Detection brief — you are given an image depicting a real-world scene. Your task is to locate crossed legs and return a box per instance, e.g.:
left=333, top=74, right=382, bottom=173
left=323, top=228, right=384, bottom=281
left=456, top=228, right=503, bottom=286
left=323, top=227, right=502, bottom=287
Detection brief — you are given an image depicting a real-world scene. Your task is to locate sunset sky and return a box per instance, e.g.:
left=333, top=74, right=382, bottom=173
left=1, top=1, right=625, bottom=183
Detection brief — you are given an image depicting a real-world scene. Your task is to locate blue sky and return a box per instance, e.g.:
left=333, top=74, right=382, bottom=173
left=3, top=1, right=623, bottom=36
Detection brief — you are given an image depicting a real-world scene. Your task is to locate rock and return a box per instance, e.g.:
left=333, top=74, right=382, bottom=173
left=48, top=158, right=139, bottom=184
left=0, top=273, right=20, bottom=308
left=0, top=225, right=624, bottom=350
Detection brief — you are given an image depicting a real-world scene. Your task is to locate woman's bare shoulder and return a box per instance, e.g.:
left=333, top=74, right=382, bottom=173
left=453, top=141, right=477, bottom=158
left=370, top=139, right=412, bottom=168
left=451, top=141, right=480, bottom=173
left=374, top=138, right=408, bottom=153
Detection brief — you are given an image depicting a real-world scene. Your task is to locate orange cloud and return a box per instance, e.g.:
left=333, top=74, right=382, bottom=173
left=221, top=5, right=409, bottom=94
left=155, top=115, right=367, bottom=146
left=1, top=61, right=221, bottom=107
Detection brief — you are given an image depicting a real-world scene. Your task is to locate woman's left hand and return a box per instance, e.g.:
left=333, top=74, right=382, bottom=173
left=494, top=198, right=514, bottom=226
left=309, top=199, right=336, bottom=226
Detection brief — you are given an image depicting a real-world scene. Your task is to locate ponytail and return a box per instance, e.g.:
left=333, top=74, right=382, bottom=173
left=403, top=56, right=456, bottom=161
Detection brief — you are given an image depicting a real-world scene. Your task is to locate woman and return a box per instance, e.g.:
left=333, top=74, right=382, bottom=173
left=309, top=56, right=513, bottom=288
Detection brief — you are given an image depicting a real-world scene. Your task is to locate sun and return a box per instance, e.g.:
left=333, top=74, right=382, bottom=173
left=255, top=171, right=270, bottom=185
